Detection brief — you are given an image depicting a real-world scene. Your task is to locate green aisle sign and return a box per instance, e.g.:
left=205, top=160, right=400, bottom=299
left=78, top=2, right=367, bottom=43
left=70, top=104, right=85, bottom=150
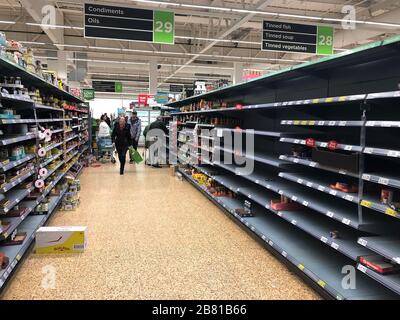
left=317, top=26, right=334, bottom=55
left=115, top=82, right=123, bottom=93
left=83, top=89, right=95, bottom=101
left=153, top=11, right=174, bottom=44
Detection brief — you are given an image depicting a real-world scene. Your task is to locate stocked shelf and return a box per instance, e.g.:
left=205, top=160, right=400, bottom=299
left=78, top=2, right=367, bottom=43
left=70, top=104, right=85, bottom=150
left=0, top=169, right=34, bottom=193
left=65, top=134, right=79, bottom=143
left=37, top=118, right=65, bottom=123
left=34, top=104, right=64, bottom=112
left=0, top=133, right=36, bottom=146
left=0, top=154, right=35, bottom=172
left=0, top=92, right=33, bottom=103
left=44, top=141, right=63, bottom=152
left=0, top=57, right=83, bottom=104
left=0, top=187, right=34, bottom=214
left=0, top=215, right=43, bottom=289
left=279, top=155, right=358, bottom=178
left=0, top=119, right=36, bottom=124
left=40, top=152, right=63, bottom=168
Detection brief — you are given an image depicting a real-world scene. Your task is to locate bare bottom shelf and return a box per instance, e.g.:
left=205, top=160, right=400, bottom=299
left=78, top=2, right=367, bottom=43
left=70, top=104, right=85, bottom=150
left=180, top=168, right=399, bottom=300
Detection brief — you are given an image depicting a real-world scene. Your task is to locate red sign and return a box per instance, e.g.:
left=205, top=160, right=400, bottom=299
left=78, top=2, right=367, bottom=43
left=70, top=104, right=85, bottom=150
left=328, top=140, right=338, bottom=151
left=138, top=94, right=149, bottom=106
left=306, top=138, right=316, bottom=148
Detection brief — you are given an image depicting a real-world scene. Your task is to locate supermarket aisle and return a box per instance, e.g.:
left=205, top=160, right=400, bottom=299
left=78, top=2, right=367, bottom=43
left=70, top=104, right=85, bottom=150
left=2, top=161, right=319, bottom=300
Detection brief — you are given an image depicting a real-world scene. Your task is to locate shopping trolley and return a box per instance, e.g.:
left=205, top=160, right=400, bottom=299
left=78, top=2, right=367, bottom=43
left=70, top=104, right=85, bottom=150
left=97, top=137, right=116, bottom=163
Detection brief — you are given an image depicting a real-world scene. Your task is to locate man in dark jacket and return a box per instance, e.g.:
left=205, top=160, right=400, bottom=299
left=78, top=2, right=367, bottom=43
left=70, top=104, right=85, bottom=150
left=128, top=111, right=142, bottom=163
left=111, top=116, right=132, bottom=175
left=145, top=116, right=168, bottom=168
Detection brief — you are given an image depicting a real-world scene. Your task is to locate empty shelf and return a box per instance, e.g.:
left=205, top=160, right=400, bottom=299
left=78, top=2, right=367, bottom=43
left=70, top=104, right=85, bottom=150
left=280, top=137, right=362, bottom=152
left=361, top=196, right=400, bottom=220
left=213, top=161, right=289, bottom=193
left=279, top=172, right=359, bottom=204
left=357, top=264, right=400, bottom=295
left=279, top=155, right=359, bottom=178
left=278, top=186, right=381, bottom=232
left=215, top=147, right=290, bottom=168
left=364, top=146, right=400, bottom=159
left=281, top=120, right=363, bottom=127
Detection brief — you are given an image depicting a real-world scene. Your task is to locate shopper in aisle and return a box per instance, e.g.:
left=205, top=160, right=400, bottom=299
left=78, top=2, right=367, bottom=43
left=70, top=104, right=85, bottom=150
left=111, top=116, right=132, bottom=175
left=104, top=113, right=112, bottom=128
left=128, top=111, right=142, bottom=164
left=98, top=115, right=111, bottom=138
left=145, top=116, right=168, bottom=168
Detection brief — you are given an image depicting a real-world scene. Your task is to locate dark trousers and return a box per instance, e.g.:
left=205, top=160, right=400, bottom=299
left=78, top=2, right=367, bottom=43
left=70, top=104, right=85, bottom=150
left=116, top=147, right=128, bottom=173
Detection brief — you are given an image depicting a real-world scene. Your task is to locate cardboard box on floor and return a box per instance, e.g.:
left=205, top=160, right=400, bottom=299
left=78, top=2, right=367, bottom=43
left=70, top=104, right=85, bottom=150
left=35, top=226, right=87, bottom=254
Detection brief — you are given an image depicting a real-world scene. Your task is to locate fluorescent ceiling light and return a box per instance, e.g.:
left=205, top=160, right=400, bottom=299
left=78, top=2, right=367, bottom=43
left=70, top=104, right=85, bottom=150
left=26, top=22, right=83, bottom=30
left=34, top=56, right=58, bottom=60
left=20, top=41, right=46, bottom=45
left=176, top=35, right=259, bottom=45
left=67, top=58, right=147, bottom=65
left=0, top=21, right=15, bottom=24
left=131, top=0, right=400, bottom=28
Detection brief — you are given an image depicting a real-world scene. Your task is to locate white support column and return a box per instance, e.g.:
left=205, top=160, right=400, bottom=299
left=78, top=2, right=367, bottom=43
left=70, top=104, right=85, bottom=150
left=233, top=62, right=244, bottom=85
left=47, top=51, right=69, bottom=84
left=20, top=0, right=64, bottom=48
left=149, top=60, right=158, bottom=96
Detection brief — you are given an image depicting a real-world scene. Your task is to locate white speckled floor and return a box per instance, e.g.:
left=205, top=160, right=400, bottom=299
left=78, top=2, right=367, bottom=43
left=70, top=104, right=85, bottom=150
left=1, top=162, right=319, bottom=300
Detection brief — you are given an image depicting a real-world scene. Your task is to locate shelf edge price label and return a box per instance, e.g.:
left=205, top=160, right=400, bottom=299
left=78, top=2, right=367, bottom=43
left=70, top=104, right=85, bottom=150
left=153, top=11, right=174, bottom=44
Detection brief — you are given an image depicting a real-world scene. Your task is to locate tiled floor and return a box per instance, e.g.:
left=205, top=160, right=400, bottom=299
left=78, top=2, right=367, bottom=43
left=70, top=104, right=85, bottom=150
left=1, top=161, right=319, bottom=300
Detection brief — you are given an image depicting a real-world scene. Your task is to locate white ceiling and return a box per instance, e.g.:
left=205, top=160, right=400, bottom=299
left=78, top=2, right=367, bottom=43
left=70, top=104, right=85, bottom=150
left=0, top=0, right=399, bottom=97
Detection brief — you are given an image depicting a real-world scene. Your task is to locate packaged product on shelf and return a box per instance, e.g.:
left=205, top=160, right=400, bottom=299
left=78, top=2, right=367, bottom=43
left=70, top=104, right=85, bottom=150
left=360, top=255, right=400, bottom=274
left=0, top=252, right=9, bottom=269
left=1, top=229, right=27, bottom=246
left=6, top=205, right=29, bottom=217
left=0, top=220, right=10, bottom=233
left=35, top=226, right=87, bottom=254
left=330, top=182, right=358, bottom=193
left=235, top=200, right=253, bottom=217
left=270, top=196, right=303, bottom=211
left=0, top=149, right=9, bottom=164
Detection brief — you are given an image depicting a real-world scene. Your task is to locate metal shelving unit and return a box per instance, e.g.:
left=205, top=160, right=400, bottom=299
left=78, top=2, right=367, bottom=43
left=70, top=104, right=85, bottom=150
left=0, top=56, right=89, bottom=293
left=179, top=168, right=398, bottom=300
left=171, top=36, right=400, bottom=299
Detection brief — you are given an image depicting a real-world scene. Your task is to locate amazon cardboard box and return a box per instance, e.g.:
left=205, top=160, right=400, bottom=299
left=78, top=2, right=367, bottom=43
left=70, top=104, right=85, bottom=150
left=35, top=226, right=87, bottom=254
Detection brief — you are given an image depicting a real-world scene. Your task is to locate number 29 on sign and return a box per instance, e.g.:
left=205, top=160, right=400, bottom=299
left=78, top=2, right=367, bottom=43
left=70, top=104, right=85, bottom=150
left=153, top=11, right=174, bottom=44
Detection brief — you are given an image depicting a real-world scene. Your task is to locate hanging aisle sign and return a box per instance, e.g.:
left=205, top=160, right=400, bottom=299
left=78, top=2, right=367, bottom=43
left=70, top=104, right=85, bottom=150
left=262, top=21, right=333, bottom=55
left=84, top=3, right=174, bottom=44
